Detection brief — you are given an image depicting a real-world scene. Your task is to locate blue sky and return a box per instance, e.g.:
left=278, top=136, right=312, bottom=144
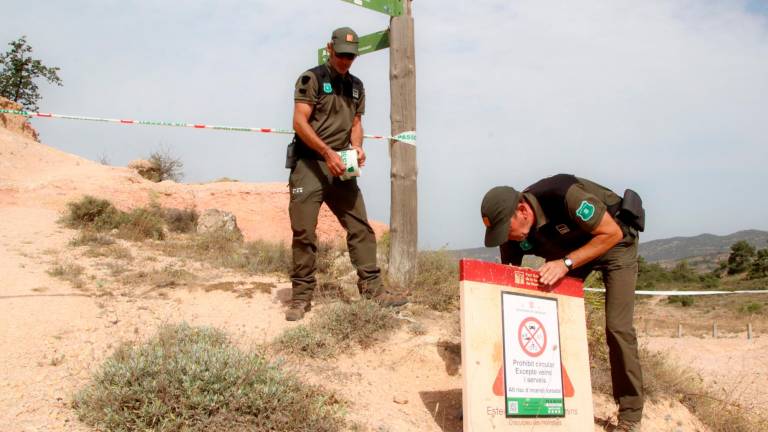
left=3, top=0, right=768, bottom=249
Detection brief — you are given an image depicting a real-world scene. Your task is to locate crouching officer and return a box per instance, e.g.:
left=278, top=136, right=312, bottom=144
left=285, top=27, right=407, bottom=321
left=481, top=174, right=646, bottom=432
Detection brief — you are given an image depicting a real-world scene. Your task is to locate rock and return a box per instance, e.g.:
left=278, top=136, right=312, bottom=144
left=0, top=97, right=40, bottom=142
left=127, top=159, right=162, bottom=182
left=196, top=209, right=242, bottom=238
left=393, top=395, right=409, bottom=405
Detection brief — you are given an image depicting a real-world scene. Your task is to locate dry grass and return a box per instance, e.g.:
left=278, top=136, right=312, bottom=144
left=120, top=265, right=197, bottom=291
left=154, top=230, right=292, bottom=276
left=410, top=249, right=459, bottom=312
left=116, top=207, right=166, bottom=241
left=47, top=262, right=86, bottom=289
left=69, top=230, right=115, bottom=247
left=273, top=300, right=400, bottom=358
left=84, top=243, right=133, bottom=261
left=636, top=293, right=768, bottom=337
left=587, top=299, right=767, bottom=431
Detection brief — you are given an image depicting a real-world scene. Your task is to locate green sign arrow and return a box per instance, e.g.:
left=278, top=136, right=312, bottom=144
left=339, top=0, right=403, bottom=16
left=318, top=30, right=390, bottom=65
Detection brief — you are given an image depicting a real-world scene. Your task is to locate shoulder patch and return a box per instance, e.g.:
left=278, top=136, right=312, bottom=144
left=519, top=239, right=533, bottom=251
left=322, top=82, right=333, bottom=94
left=576, top=200, right=596, bottom=222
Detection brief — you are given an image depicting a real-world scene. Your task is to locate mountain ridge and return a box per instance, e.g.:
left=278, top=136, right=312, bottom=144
left=451, top=229, right=768, bottom=264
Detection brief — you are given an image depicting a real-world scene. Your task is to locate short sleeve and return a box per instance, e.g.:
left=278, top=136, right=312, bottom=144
left=565, top=184, right=607, bottom=232
left=294, top=72, right=317, bottom=104
left=356, top=87, right=365, bottom=116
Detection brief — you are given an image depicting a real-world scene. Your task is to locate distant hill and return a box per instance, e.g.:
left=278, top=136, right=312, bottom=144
left=638, top=230, right=768, bottom=262
left=451, top=230, right=768, bottom=265
left=451, top=247, right=499, bottom=262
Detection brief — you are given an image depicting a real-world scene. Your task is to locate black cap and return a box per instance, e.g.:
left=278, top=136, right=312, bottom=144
left=481, top=186, right=521, bottom=247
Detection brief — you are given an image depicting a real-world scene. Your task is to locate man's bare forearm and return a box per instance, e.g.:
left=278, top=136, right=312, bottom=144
left=351, top=119, right=363, bottom=149
left=293, top=117, right=333, bottom=158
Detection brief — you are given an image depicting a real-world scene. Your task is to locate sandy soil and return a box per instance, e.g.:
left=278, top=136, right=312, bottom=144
left=642, top=335, right=768, bottom=415
left=0, top=101, right=728, bottom=431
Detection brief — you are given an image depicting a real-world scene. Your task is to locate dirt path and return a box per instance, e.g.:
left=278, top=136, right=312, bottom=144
left=0, top=206, right=291, bottom=431
left=0, top=206, right=467, bottom=432
left=642, top=335, right=768, bottom=415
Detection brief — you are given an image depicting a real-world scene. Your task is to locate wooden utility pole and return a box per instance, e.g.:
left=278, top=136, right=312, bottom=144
left=388, top=0, right=417, bottom=287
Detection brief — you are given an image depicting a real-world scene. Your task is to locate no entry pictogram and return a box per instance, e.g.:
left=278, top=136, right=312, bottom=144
left=518, top=317, right=547, bottom=357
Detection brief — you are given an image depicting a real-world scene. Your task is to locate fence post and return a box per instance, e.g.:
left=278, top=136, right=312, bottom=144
left=747, top=322, right=753, bottom=340
left=677, top=322, right=683, bottom=338
left=712, top=322, right=718, bottom=338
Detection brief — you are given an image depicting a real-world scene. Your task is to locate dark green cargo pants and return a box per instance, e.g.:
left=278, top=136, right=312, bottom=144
left=288, top=158, right=382, bottom=302
left=579, top=228, right=644, bottom=422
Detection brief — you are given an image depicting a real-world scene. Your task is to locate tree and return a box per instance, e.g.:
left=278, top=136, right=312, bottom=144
left=0, top=36, right=62, bottom=111
left=148, top=148, right=184, bottom=182
left=748, top=248, right=768, bottom=280
left=727, top=240, right=756, bottom=275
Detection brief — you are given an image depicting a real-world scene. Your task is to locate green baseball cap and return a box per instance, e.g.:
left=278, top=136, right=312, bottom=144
left=331, top=27, right=359, bottom=55
left=481, top=186, right=521, bottom=247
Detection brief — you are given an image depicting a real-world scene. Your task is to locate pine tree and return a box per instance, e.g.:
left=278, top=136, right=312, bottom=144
left=727, top=240, right=756, bottom=275
left=0, top=36, right=62, bottom=111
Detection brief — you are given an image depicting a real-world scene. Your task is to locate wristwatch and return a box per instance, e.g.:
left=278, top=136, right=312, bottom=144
left=563, top=257, right=574, bottom=270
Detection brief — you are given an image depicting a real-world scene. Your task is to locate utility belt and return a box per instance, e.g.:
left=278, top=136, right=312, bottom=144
left=609, top=189, right=646, bottom=233
left=285, top=135, right=324, bottom=169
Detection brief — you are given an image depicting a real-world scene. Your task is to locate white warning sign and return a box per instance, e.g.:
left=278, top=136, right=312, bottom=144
left=502, top=292, right=564, bottom=417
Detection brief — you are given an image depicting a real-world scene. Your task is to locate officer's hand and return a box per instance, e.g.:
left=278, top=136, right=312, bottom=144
left=353, top=145, right=366, bottom=167
left=538, top=260, right=569, bottom=287
left=323, top=149, right=346, bottom=177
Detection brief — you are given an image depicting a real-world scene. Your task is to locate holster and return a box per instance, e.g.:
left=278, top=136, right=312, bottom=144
left=285, top=138, right=298, bottom=169
left=617, top=189, right=645, bottom=232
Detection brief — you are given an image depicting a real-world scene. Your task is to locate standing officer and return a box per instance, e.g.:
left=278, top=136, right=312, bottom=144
left=285, top=27, right=407, bottom=321
left=481, top=174, right=645, bottom=432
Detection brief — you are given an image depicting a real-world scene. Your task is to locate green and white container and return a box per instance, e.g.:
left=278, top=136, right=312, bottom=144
left=337, top=149, right=360, bottom=181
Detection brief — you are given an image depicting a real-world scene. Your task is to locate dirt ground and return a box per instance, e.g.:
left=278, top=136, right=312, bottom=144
left=0, top=102, right=749, bottom=431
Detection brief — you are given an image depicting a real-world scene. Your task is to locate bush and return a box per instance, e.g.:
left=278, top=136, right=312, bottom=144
left=741, top=302, right=763, bottom=314
left=668, top=295, right=695, bottom=307
left=148, top=148, right=184, bottom=182
left=74, top=323, right=348, bottom=432
left=243, top=239, right=292, bottom=274
left=62, top=195, right=125, bottom=231
left=273, top=300, right=399, bottom=358
left=748, top=249, right=768, bottom=280
left=411, top=249, right=459, bottom=311
left=162, top=208, right=198, bottom=233
left=117, top=208, right=166, bottom=241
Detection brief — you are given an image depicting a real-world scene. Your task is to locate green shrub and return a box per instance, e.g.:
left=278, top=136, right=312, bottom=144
left=411, top=249, right=459, bottom=312
left=741, top=302, right=763, bottom=314
left=74, top=323, right=348, bottom=432
left=62, top=196, right=125, bottom=231
left=668, top=295, right=695, bottom=307
left=273, top=301, right=399, bottom=358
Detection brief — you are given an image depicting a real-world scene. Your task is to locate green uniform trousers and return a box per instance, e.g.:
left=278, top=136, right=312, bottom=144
left=288, top=158, right=382, bottom=302
left=586, top=228, right=644, bottom=422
